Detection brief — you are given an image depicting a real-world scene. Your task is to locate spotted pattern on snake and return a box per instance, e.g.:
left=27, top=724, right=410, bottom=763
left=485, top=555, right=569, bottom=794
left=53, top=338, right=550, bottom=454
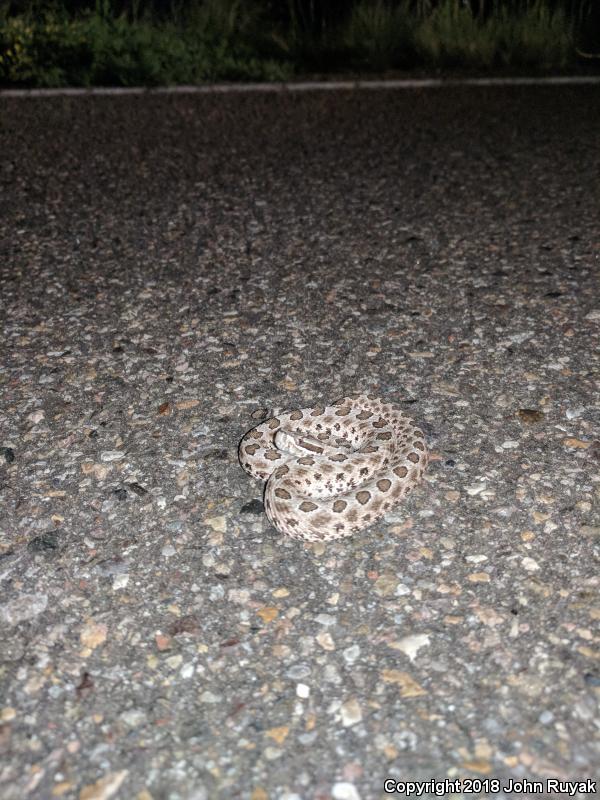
left=238, top=393, right=428, bottom=542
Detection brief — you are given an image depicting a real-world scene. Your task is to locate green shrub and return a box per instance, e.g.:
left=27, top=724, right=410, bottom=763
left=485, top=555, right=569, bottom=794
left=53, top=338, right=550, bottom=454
left=0, top=15, right=38, bottom=84
left=414, top=0, right=577, bottom=70
left=415, top=0, right=499, bottom=68
left=0, top=0, right=292, bottom=86
left=496, top=1, right=574, bottom=69
left=0, top=0, right=590, bottom=87
left=343, top=0, right=416, bottom=70
left=82, top=10, right=192, bottom=85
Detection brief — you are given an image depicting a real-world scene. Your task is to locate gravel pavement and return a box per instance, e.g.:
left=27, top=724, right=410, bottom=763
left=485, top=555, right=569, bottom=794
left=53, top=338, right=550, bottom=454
left=0, top=85, right=599, bottom=800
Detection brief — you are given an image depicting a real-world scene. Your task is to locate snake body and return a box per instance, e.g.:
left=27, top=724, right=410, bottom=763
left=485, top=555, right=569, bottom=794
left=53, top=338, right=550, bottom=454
left=239, top=394, right=428, bottom=542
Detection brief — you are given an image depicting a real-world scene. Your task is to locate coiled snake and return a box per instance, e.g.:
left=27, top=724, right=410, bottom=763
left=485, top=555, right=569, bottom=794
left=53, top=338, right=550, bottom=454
left=239, top=394, right=428, bottom=542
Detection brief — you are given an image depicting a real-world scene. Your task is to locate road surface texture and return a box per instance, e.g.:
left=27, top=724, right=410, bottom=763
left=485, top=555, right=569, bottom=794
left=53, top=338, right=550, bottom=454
left=0, top=86, right=599, bottom=800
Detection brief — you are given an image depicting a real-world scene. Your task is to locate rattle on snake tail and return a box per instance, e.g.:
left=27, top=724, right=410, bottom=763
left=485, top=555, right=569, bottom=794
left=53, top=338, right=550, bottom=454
left=238, top=393, right=428, bottom=542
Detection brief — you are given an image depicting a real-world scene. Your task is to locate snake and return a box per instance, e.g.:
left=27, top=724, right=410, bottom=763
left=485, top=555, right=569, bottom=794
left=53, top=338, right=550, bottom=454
left=238, top=393, right=428, bottom=542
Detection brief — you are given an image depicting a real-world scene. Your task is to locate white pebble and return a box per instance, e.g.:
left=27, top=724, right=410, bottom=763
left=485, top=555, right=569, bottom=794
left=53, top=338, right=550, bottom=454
left=314, top=613, right=336, bottom=626
left=340, top=698, right=362, bottom=727
left=0, top=593, right=48, bottom=626
left=332, top=782, right=362, bottom=800
left=180, top=663, right=195, bottom=679
left=199, top=691, right=221, bottom=703
left=112, top=574, right=129, bottom=590
left=343, top=645, right=360, bottom=664
left=391, top=633, right=431, bottom=662
left=509, top=331, right=534, bottom=344
left=466, top=481, right=487, bottom=496
left=100, top=450, right=125, bottom=462
left=521, top=557, right=540, bottom=572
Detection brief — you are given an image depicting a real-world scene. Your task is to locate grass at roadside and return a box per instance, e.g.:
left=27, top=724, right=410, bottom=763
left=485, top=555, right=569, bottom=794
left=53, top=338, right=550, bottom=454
left=0, top=0, right=293, bottom=87
left=0, top=0, right=596, bottom=88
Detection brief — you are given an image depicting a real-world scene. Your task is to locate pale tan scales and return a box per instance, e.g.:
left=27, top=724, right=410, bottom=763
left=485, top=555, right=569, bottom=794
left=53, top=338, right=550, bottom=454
left=238, top=394, right=428, bottom=541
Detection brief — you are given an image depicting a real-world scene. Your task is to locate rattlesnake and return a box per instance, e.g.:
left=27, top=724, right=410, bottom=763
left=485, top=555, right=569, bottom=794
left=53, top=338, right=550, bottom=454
left=238, top=393, right=428, bottom=542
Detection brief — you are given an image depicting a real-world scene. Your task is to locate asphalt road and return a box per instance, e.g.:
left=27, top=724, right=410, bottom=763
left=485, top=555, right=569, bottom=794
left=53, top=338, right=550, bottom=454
left=0, top=85, right=599, bottom=800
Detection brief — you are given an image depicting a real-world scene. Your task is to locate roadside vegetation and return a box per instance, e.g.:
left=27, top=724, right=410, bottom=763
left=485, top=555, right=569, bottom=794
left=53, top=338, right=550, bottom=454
left=0, top=0, right=596, bottom=87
